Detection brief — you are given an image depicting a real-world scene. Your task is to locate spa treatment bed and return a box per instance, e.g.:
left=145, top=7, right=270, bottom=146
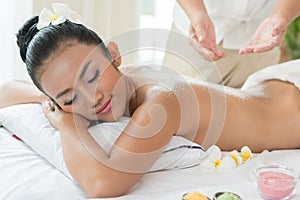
left=1, top=118, right=300, bottom=200
left=1, top=59, right=300, bottom=200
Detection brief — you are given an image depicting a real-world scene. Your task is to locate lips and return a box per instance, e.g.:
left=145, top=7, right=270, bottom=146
left=96, top=98, right=112, bottom=114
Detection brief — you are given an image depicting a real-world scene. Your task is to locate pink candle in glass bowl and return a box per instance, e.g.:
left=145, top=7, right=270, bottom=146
left=254, top=165, right=298, bottom=200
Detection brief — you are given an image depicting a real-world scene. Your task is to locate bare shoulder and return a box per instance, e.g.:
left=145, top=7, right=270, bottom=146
left=141, top=84, right=181, bottom=110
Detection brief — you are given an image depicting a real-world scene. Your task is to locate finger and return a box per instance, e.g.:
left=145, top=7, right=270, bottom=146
left=193, top=24, right=216, bottom=50
left=253, top=44, right=274, bottom=53
left=193, top=23, right=206, bottom=42
left=207, top=48, right=226, bottom=61
left=203, top=48, right=225, bottom=61
left=189, top=23, right=218, bottom=54
left=189, top=25, right=197, bottom=40
left=271, top=22, right=285, bottom=37
left=239, top=47, right=254, bottom=54
left=271, top=28, right=279, bottom=37
left=194, top=44, right=218, bottom=60
left=42, top=99, right=57, bottom=114
left=198, top=37, right=217, bottom=50
left=215, top=50, right=226, bottom=58
left=199, top=46, right=225, bottom=61
left=49, top=100, right=60, bottom=112
left=189, top=37, right=225, bottom=61
left=242, top=41, right=275, bottom=54
left=210, top=54, right=225, bottom=61
left=41, top=99, right=52, bottom=114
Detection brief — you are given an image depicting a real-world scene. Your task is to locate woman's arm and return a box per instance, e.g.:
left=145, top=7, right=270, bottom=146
left=0, top=80, right=46, bottom=108
left=42, top=91, right=181, bottom=198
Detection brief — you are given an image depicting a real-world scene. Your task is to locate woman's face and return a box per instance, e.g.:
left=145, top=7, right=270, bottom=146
left=40, top=42, right=127, bottom=122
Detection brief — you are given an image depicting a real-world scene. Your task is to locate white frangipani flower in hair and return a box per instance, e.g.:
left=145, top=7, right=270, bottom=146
left=37, top=3, right=83, bottom=30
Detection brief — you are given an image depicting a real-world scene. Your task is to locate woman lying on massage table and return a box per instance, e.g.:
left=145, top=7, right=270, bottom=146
left=1, top=4, right=300, bottom=198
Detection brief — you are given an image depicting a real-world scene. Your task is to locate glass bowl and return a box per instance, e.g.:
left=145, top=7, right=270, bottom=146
left=253, top=165, right=298, bottom=200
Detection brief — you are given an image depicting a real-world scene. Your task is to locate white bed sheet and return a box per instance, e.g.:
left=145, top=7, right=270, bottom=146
left=0, top=127, right=87, bottom=200
left=1, top=126, right=300, bottom=200
left=90, top=150, right=300, bottom=200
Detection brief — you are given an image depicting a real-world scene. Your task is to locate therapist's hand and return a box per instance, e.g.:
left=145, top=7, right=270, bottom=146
left=239, top=14, right=288, bottom=54
left=188, top=13, right=226, bottom=61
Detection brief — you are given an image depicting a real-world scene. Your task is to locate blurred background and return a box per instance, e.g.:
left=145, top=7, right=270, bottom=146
left=0, top=0, right=299, bottom=84
left=0, top=0, right=175, bottom=83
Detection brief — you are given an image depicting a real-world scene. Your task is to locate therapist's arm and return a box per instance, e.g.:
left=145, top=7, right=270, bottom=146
left=177, top=0, right=225, bottom=61
left=240, top=0, right=300, bottom=54
left=270, top=0, right=300, bottom=23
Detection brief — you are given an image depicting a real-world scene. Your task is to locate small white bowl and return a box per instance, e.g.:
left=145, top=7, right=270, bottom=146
left=213, top=191, right=242, bottom=200
left=253, top=165, right=298, bottom=200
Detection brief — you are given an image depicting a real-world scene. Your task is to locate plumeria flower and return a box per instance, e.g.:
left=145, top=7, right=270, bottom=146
left=230, top=150, right=243, bottom=166
left=240, top=146, right=253, bottom=163
left=37, top=3, right=83, bottom=30
left=199, top=145, right=236, bottom=172
left=66, top=9, right=84, bottom=24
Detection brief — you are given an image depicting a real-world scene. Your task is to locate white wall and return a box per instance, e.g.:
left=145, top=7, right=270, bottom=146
left=0, top=0, right=32, bottom=83
left=33, top=0, right=141, bottom=39
left=0, top=0, right=176, bottom=83
left=32, top=0, right=141, bottom=65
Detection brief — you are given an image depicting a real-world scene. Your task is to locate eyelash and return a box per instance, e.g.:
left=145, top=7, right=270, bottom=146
left=88, top=69, right=100, bottom=83
left=64, top=94, right=77, bottom=106
left=63, top=70, right=100, bottom=106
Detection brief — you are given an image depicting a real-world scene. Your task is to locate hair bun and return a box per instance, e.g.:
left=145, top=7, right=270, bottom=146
left=16, top=16, right=39, bottom=63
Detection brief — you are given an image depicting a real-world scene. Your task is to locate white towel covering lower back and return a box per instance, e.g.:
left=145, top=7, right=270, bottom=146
left=242, top=59, right=300, bottom=91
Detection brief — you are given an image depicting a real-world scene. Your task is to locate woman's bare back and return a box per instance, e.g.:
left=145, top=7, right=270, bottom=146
left=125, top=65, right=300, bottom=152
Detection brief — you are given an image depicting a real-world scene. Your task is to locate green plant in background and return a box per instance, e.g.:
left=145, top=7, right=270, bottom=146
left=284, top=16, right=300, bottom=59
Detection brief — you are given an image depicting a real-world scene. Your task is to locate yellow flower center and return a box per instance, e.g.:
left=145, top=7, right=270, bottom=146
left=242, top=151, right=253, bottom=162
left=50, top=13, right=58, bottom=21
left=231, top=154, right=239, bottom=166
left=213, top=159, right=222, bottom=167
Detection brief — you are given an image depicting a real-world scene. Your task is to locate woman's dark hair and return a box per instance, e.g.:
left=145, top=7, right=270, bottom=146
left=16, top=16, right=111, bottom=93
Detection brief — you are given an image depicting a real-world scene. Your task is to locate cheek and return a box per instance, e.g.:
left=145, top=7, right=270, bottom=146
left=60, top=105, right=73, bottom=113
left=101, top=70, right=122, bottom=91
left=60, top=103, right=87, bottom=116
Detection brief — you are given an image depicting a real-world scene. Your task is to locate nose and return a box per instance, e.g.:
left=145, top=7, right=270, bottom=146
left=81, top=87, right=104, bottom=108
left=93, top=90, right=104, bottom=108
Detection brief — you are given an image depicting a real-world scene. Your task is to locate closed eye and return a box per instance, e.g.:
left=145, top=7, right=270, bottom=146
left=88, top=69, right=100, bottom=83
left=64, top=94, right=78, bottom=106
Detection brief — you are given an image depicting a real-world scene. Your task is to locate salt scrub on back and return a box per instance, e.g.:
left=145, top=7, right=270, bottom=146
left=122, top=64, right=264, bottom=99
left=182, top=75, right=265, bottom=100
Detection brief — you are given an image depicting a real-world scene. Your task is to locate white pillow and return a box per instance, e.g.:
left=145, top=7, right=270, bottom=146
left=0, top=127, right=88, bottom=199
left=0, top=104, right=206, bottom=181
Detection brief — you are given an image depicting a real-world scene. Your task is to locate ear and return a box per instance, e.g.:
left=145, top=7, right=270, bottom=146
left=107, top=41, right=122, bottom=67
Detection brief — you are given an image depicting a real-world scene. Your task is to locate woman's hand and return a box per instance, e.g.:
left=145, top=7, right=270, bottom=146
left=188, top=13, right=226, bottom=61
left=239, top=14, right=288, bottom=54
left=42, top=99, right=89, bottom=130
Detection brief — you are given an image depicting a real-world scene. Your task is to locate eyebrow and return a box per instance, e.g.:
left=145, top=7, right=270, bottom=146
left=55, top=88, right=72, bottom=99
left=55, top=60, right=92, bottom=99
left=79, top=60, right=92, bottom=80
